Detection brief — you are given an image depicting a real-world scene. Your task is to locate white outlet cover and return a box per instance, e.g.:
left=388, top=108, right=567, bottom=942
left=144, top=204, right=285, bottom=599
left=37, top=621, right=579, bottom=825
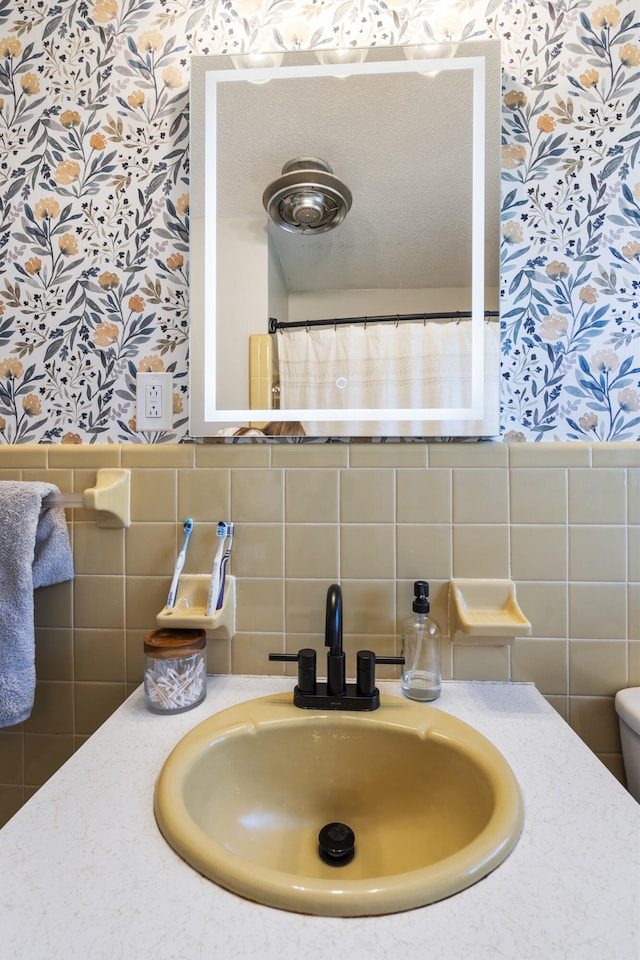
left=136, top=372, right=173, bottom=431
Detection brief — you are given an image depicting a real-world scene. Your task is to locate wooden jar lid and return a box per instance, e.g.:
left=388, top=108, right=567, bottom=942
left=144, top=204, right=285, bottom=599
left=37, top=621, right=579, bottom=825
left=144, top=628, right=206, bottom=658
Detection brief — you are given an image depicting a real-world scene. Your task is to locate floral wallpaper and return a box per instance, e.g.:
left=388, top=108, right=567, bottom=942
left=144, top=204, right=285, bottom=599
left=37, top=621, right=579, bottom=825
left=0, top=0, right=637, bottom=443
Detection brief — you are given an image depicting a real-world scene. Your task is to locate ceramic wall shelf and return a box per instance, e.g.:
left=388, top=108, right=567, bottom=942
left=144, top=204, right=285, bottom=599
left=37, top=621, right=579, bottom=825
left=449, top=579, right=532, bottom=645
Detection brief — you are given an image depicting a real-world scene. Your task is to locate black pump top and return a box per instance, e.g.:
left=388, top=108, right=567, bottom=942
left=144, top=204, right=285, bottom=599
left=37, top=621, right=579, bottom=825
left=412, top=580, right=430, bottom=613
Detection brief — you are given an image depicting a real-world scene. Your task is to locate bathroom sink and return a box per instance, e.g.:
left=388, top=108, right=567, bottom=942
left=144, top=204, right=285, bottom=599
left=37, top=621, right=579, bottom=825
left=154, top=693, right=523, bottom=916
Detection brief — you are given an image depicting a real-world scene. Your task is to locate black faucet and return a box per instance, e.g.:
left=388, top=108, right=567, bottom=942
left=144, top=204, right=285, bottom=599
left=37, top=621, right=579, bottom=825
left=325, top=583, right=346, bottom=697
left=269, top=583, right=404, bottom=711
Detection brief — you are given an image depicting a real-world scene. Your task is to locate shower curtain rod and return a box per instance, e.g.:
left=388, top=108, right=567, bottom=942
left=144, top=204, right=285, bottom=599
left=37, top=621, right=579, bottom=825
left=268, top=310, right=499, bottom=334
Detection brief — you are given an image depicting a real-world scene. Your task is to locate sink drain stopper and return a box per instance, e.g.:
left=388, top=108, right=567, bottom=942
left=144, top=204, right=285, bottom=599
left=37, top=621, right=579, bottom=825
left=318, top=822, right=355, bottom=866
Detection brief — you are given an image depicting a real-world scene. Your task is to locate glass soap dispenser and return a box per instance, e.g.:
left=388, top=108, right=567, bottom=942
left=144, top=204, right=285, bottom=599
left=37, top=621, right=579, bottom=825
left=401, top=580, right=441, bottom=702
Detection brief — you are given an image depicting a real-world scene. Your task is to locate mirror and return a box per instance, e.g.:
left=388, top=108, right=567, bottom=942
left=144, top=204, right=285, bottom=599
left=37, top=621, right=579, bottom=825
left=189, top=40, right=501, bottom=438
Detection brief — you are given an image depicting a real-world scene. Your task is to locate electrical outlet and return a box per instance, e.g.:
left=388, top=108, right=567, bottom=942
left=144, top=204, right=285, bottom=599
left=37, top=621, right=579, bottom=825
left=136, top=372, right=173, bottom=431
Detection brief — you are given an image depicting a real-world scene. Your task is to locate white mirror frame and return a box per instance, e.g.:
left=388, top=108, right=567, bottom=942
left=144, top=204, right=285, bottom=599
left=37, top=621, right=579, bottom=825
left=189, top=45, right=498, bottom=437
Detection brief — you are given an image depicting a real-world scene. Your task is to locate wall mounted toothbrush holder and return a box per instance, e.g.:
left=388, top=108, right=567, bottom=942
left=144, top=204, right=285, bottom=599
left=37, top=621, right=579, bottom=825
left=449, top=579, right=532, bottom=646
left=156, top=574, right=236, bottom=640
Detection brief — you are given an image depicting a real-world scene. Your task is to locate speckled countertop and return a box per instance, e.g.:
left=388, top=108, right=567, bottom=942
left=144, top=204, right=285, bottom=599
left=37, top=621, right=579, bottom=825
left=0, top=677, right=638, bottom=960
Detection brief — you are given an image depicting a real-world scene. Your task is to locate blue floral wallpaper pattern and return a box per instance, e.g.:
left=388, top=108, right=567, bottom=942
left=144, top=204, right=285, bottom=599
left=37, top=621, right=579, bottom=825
left=0, top=0, right=637, bottom=443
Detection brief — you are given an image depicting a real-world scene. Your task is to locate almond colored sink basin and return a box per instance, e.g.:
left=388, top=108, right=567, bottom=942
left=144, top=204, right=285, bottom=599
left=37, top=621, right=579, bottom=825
left=154, top=693, right=523, bottom=916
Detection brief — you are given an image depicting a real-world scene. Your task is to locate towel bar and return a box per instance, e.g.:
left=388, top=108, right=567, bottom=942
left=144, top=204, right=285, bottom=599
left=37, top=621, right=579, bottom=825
left=45, top=493, right=84, bottom=509
left=43, top=468, right=130, bottom=528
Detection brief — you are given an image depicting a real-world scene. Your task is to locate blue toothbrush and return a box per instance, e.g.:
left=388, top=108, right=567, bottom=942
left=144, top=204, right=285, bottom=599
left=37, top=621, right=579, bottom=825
left=216, top=522, right=235, bottom=610
left=206, top=521, right=229, bottom=616
left=166, top=518, right=194, bottom=609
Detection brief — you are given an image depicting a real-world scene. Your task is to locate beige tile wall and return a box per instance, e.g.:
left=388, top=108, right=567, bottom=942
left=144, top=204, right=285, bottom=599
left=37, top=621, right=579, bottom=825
left=0, top=440, right=638, bottom=825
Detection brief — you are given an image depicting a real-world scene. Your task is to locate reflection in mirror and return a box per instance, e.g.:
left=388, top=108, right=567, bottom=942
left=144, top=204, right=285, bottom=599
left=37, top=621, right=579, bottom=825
left=189, top=41, right=501, bottom=438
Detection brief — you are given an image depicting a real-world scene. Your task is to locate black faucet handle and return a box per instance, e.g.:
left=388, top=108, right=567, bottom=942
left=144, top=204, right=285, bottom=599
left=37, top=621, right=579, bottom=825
left=269, top=648, right=317, bottom=695
left=356, top=650, right=405, bottom=698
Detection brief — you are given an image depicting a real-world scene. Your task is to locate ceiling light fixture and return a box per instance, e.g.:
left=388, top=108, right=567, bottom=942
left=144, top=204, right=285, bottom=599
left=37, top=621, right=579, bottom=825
left=262, top=158, right=352, bottom=235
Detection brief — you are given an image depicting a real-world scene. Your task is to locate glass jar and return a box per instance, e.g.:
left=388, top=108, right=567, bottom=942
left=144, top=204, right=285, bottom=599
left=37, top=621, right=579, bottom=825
left=143, top=628, right=207, bottom=715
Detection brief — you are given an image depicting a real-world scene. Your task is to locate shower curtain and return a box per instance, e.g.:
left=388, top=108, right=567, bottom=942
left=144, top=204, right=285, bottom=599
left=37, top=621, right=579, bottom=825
left=277, top=319, right=500, bottom=435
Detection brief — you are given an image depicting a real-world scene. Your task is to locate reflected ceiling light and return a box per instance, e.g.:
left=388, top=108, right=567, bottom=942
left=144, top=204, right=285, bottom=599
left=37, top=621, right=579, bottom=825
left=231, top=51, right=284, bottom=81
left=315, top=47, right=368, bottom=68
left=262, top=158, right=352, bottom=235
left=401, top=40, right=458, bottom=78
left=230, top=51, right=284, bottom=69
left=402, top=41, right=458, bottom=60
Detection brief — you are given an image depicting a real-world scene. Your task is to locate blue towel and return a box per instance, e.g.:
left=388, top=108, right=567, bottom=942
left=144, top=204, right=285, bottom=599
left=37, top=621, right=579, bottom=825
left=0, top=482, right=74, bottom=727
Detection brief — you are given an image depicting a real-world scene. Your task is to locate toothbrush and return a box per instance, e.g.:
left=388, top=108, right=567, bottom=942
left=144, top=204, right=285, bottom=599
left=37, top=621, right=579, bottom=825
left=166, top=518, right=194, bottom=609
left=206, top=522, right=228, bottom=616
left=216, top=522, right=234, bottom=610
